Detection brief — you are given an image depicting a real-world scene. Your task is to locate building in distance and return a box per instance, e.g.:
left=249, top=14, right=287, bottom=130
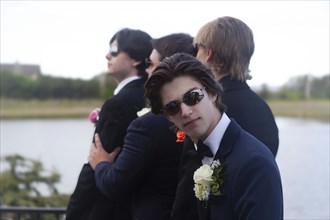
left=1, top=61, right=42, bottom=80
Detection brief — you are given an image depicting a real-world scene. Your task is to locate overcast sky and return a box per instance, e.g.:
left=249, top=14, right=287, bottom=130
left=1, top=1, right=329, bottom=87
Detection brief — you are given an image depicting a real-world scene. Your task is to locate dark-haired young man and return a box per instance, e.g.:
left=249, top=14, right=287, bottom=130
left=66, top=28, right=152, bottom=220
left=145, top=53, right=283, bottom=220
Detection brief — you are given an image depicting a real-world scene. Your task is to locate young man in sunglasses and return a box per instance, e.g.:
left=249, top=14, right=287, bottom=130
left=144, top=53, right=283, bottom=220
left=87, top=34, right=196, bottom=220
left=66, top=28, right=152, bottom=220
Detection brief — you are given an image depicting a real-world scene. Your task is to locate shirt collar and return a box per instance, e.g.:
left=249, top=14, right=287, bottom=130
left=113, top=75, right=141, bottom=95
left=199, top=113, right=231, bottom=165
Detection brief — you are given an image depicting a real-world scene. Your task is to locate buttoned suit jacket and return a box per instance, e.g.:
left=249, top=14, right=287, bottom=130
left=219, top=75, right=279, bottom=157
left=66, top=77, right=147, bottom=220
left=95, top=112, right=183, bottom=220
left=171, top=119, right=283, bottom=220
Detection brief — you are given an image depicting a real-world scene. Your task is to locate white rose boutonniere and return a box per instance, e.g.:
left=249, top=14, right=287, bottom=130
left=193, top=159, right=225, bottom=201
left=137, top=107, right=151, bottom=117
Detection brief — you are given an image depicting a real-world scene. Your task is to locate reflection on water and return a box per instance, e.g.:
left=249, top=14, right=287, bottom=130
left=1, top=117, right=329, bottom=219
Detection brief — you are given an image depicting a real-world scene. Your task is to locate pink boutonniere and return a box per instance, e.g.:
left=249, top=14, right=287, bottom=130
left=88, top=108, right=100, bottom=126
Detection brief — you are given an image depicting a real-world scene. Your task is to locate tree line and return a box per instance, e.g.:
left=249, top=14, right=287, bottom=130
left=259, top=74, right=329, bottom=100
left=0, top=70, right=117, bottom=100
left=1, top=70, right=329, bottom=100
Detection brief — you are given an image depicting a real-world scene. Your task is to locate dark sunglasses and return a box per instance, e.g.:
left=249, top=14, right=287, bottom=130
left=161, top=87, right=205, bottom=116
left=145, top=58, right=152, bottom=68
left=109, top=44, right=120, bottom=57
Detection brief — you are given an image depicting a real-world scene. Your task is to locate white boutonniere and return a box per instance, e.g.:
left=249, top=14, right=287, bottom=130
left=137, top=107, right=151, bottom=117
left=193, top=159, right=225, bottom=201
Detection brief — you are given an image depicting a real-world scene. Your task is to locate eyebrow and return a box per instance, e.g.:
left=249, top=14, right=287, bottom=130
left=166, top=87, right=199, bottom=102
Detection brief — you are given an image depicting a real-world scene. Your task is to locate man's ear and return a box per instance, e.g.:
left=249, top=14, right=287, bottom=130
left=210, top=92, right=218, bottom=102
left=132, top=61, right=141, bottom=67
left=206, top=50, right=215, bottom=63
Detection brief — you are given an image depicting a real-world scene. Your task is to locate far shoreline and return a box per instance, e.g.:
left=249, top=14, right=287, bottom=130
left=0, top=99, right=329, bottom=122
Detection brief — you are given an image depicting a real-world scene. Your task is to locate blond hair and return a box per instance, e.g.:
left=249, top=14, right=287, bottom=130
left=194, top=16, right=254, bottom=81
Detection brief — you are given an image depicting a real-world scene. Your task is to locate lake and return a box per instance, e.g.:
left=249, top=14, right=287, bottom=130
left=1, top=117, right=329, bottom=219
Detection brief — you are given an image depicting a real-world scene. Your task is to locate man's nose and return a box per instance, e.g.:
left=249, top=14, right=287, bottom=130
left=180, top=102, right=192, bottom=117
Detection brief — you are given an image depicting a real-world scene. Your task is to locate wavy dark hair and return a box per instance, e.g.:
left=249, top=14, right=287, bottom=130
left=151, top=33, right=197, bottom=61
left=145, top=53, right=226, bottom=114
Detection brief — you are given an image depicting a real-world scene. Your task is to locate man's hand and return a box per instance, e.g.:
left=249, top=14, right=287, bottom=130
left=88, top=133, right=121, bottom=170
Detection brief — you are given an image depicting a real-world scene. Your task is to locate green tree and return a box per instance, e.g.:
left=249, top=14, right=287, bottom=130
left=96, top=73, right=117, bottom=99
left=0, top=154, right=69, bottom=207
left=310, top=74, right=330, bottom=99
left=0, top=71, right=37, bottom=99
left=276, top=74, right=330, bottom=100
left=0, top=70, right=102, bottom=99
left=258, top=83, right=271, bottom=100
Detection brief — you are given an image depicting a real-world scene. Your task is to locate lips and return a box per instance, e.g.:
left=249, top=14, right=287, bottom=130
left=183, top=117, right=200, bottom=127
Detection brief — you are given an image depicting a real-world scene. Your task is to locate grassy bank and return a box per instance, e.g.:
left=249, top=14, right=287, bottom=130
left=0, top=99, right=104, bottom=119
left=1, top=98, right=329, bottom=122
left=268, top=100, right=329, bottom=122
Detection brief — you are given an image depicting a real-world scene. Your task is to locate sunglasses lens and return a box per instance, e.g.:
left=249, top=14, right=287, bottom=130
left=162, top=88, right=204, bottom=116
left=183, top=89, right=204, bottom=106
left=109, top=45, right=119, bottom=57
left=111, top=52, right=119, bottom=57
left=163, top=102, right=180, bottom=116
left=145, top=58, right=152, bottom=68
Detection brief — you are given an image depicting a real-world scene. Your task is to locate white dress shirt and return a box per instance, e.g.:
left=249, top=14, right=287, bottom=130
left=113, top=75, right=141, bottom=95
left=194, top=113, right=231, bottom=165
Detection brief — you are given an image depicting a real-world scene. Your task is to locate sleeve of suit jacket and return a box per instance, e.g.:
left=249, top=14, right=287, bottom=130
left=231, top=154, right=283, bottom=219
left=94, top=116, right=157, bottom=198
left=94, top=114, right=183, bottom=220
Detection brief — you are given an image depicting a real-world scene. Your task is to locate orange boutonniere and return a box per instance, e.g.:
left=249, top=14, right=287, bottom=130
left=176, top=131, right=186, bottom=142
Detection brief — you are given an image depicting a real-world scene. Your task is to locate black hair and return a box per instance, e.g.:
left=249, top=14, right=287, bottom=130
left=145, top=53, right=226, bottom=114
left=110, top=28, right=153, bottom=77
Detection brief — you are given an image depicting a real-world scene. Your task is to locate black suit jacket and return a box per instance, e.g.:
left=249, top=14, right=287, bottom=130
left=219, top=75, right=279, bottom=157
left=171, top=119, right=283, bottom=220
left=170, top=136, right=198, bottom=220
left=95, top=112, right=183, bottom=220
left=66, top=77, right=147, bottom=220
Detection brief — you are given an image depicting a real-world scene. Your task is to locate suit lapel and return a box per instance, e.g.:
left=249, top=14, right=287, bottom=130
left=196, top=120, right=240, bottom=220
left=185, top=122, right=242, bottom=220
left=214, top=120, right=241, bottom=160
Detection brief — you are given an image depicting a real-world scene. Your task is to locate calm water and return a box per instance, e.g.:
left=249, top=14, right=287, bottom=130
left=1, top=117, right=329, bottom=219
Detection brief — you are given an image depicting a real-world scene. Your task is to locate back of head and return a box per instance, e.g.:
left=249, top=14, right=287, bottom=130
left=145, top=53, right=225, bottom=114
left=194, top=16, right=254, bottom=81
left=110, top=28, right=153, bottom=78
left=152, top=33, right=197, bottom=60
